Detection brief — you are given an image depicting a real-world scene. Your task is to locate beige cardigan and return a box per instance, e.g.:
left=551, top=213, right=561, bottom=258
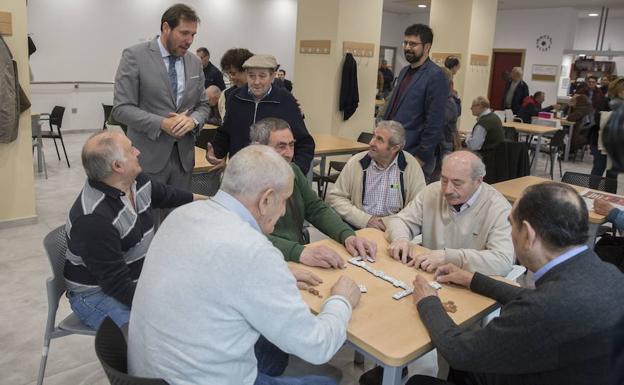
left=385, top=182, right=514, bottom=276
left=327, top=150, right=426, bottom=229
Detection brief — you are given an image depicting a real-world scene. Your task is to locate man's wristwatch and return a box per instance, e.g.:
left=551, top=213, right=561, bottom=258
left=192, top=118, right=200, bottom=128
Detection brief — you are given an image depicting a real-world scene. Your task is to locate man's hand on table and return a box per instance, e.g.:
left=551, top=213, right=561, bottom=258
left=594, top=198, right=615, bottom=216
left=331, top=276, right=361, bottom=308
left=388, top=238, right=411, bottom=263
left=411, top=275, right=437, bottom=305
left=344, top=235, right=377, bottom=261
left=434, top=263, right=474, bottom=288
left=366, top=216, right=386, bottom=231
left=300, top=245, right=346, bottom=269
left=409, top=249, right=446, bottom=272
left=289, top=266, right=323, bottom=290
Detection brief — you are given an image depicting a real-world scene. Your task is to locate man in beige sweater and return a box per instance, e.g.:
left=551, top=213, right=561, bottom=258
left=327, top=120, right=426, bottom=230
left=386, top=151, right=513, bottom=276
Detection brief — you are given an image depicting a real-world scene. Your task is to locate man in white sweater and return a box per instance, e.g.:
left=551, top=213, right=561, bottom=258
left=128, top=145, right=360, bottom=385
left=385, top=150, right=513, bottom=276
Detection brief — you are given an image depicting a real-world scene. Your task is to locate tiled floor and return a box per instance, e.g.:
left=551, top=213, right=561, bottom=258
left=1, top=130, right=621, bottom=385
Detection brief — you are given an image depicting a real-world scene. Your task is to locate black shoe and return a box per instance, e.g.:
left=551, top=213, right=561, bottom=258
left=359, top=365, right=408, bottom=385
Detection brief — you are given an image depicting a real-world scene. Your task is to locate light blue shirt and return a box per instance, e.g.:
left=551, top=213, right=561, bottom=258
left=157, top=36, right=185, bottom=106
left=533, top=245, right=588, bottom=282
left=211, top=190, right=261, bottom=233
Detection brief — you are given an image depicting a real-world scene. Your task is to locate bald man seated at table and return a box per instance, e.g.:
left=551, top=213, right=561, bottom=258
left=385, top=151, right=514, bottom=276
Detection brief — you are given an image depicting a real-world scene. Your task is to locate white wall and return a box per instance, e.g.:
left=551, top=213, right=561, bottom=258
left=28, top=0, right=297, bottom=131
left=493, top=7, right=578, bottom=106
left=380, top=11, right=429, bottom=71
left=573, top=16, right=624, bottom=76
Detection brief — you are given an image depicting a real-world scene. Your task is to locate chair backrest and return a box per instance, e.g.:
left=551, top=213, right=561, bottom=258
left=103, top=104, right=114, bottom=128
left=95, top=317, right=169, bottom=385
left=549, top=130, right=567, bottom=148
left=190, top=172, right=220, bottom=196
left=561, top=172, right=618, bottom=194
left=50, top=106, right=66, bottom=128
left=43, top=226, right=69, bottom=302
left=357, top=132, right=373, bottom=144
left=503, top=126, right=518, bottom=142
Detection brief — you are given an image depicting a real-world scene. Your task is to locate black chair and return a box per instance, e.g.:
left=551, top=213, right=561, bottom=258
left=503, top=126, right=519, bottom=142
left=483, top=141, right=530, bottom=184
left=317, top=132, right=373, bottom=198
left=561, top=171, right=618, bottom=194
left=40, top=106, right=70, bottom=167
left=530, top=130, right=566, bottom=179
left=102, top=104, right=114, bottom=130
left=95, top=317, right=169, bottom=385
left=191, top=171, right=221, bottom=196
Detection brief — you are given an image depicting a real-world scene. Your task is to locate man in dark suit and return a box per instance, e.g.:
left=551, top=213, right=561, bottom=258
left=502, top=66, right=529, bottom=115
left=196, top=47, right=226, bottom=90
left=112, top=4, right=210, bottom=223
left=276, top=69, right=293, bottom=92
left=383, top=24, right=447, bottom=181
left=403, top=182, right=624, bottom=385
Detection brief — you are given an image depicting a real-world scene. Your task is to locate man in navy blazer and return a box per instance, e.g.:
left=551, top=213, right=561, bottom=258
left=383, top=24, right=447, bottom=181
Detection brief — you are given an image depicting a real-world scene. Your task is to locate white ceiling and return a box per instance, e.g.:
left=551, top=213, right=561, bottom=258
left=383, top=0, right=624, bottom=18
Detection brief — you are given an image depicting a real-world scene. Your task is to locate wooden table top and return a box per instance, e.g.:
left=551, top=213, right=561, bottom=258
left=492, top=176, right=608, bottom=224
left=193, top=147, right=220, bottom=173
left=503, top=121, right=560, bottom=135
left=290, top=228, right=499, bottom=366
left=311, top=133, right=369, bottom=156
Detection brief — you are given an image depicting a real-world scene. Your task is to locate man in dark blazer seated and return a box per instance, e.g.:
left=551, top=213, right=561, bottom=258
left=382, top=23, right=447, bottom=182
left=112, top=4, right=210, bottom=224
left=403, top=182, right=624, bottom=385
left=501, top=66, right=529, bottom=115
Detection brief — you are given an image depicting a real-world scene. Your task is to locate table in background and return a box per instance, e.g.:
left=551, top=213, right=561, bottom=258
left=503, top=122, right=560, bottom=174
left=492, top=175, right=614, bottom=245
left=290, top=228, right=499, bottom=385
left=312, top=133, right=369, bottom=178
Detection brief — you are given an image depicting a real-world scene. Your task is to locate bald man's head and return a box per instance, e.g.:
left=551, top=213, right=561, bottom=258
left=81, top=131, right=141, bottom=182
left=205, top=85, right=221, bottom=106
left=440, top=151, right=485, bottom=206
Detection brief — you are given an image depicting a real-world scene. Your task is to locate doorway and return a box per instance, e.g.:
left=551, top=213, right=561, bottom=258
left=488, top=49, right=525, bottom=110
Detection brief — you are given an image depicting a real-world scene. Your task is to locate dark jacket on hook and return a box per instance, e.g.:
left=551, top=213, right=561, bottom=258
left=340, top=53, right=359, bottom=120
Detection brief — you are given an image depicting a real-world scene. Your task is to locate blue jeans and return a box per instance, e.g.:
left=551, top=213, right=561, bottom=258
left=254, top=336, right=337, bottom=385
left=67, top=289, right=130, bottom=329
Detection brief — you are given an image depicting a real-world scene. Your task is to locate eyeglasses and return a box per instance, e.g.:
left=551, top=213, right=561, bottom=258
left=402, top=40, right=424, bottom=48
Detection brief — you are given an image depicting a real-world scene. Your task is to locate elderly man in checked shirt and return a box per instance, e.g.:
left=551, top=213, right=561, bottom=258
left=327, top=120, right=426, bottom=231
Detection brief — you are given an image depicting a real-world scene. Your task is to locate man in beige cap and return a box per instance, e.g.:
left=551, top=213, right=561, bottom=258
left=207, top=54, right=315, bottom=174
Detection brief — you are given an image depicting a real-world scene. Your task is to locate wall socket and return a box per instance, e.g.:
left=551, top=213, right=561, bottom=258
left=71, top=108, right=77, bottom=114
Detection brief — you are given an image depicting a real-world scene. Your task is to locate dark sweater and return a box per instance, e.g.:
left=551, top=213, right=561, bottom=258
left=268, top=163, right=355, bottom=262
left=417, top=249, right=624, bottom=385
left=64, top=174, right=193, bottom=306
left=477, top=112, right=505, bottom=152
left=212, top=85, right=315, bottom=174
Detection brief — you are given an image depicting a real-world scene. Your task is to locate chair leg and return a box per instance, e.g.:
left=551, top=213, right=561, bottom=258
left=322, top=180, right=329, bottom=200
left=58, top=133, right=70, bottom=168
left=549, top=151, right=555, bottom=180
left=36, top=337, right=51, bottom=385
left=354, top=351, right=365, bottom=365
left=51, top=137, right=61, bottom=161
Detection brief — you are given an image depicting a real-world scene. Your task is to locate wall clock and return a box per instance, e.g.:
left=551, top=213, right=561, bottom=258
left=536, top=35, right=552, bottom=52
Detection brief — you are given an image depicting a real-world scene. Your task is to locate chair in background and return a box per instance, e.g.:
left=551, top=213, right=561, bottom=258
left=529, top=130, right=566, bottom=180
left=503, top=126, right=519, bottom=142
left=39, top=106, right=70, bottom=168
left=561, top=171, right=618, bottom=194
left=192, top=128, right=221, bottom=196
left=102, top=104, right=114, bottom=130
left=317, top=132, right=373, bottom=198
left=31, top=115, right=48, bottom=179
left=37, top=226, right=96, bottom=385
left=483, top=141, right=530, bottom=184
left=95, top=317, right=169, bottom=385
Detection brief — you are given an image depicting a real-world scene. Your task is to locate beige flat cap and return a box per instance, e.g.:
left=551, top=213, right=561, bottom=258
left=243, top=54, right=278, bottom=70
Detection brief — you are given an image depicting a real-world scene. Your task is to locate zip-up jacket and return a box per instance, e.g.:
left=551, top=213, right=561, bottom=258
left=211, top=85, right=315, bottom=174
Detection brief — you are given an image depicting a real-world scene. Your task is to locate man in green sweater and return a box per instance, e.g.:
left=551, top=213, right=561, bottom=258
left=250, top=118, right=377, bottom=269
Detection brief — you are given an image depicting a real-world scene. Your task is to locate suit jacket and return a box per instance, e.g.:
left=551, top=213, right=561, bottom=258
left=112, top=37, right=210, bottom=174
left=417, top=249, right=624, bottom=385
left=383, top=58, right=447, bottom=173
left=502, top=80, right=529, bottom=114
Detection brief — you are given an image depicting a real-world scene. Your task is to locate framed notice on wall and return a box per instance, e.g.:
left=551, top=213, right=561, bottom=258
left=532, top=64, right=558, bottom=82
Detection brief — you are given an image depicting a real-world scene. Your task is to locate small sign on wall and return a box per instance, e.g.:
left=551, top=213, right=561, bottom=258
left=299, top=40, right=331, bottom=55
left=532, top=64, right=558, bottom=82
left=470, top=54, right=489, bottom=67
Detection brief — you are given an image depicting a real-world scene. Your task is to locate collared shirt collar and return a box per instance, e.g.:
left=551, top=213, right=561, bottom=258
left=370, top=154, right=398, bottom=171
left=533, top=245, right=588, bottom=282
left=247, top=86, right=273, bottom=101
left=88, top=179, right=135, bottom=199
left=452, top=184, right=482, bottom=213
left=157, top=36, right=175, bottom=60
left=479, top=108, right=492, bottom=118
left=211, top=190, right=261, bottom=233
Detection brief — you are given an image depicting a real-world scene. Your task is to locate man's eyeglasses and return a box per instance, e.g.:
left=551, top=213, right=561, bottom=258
left=402, top=41, right=424, bottom=48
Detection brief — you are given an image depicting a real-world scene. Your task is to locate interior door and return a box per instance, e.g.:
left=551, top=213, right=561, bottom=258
left=488, top=51, right=524, bottom=110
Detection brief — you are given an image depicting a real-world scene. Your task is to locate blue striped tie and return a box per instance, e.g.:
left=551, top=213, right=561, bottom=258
left=168, top=55, right=178, bottom=104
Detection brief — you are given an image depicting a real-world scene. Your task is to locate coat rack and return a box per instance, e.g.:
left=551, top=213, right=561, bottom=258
left=0, top=11, right=12, bottom=36
left=343, top=41, right=374, bottom=58
left=299, top=40, right=331, bottom=54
